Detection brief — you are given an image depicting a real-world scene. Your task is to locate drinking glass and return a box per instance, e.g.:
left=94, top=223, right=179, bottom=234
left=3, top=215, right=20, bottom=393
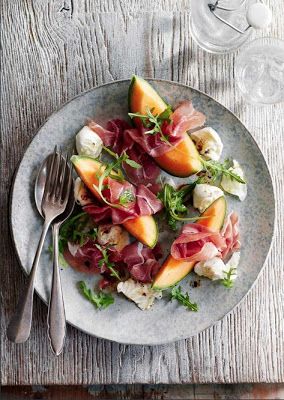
left=235, top=37, right=284, bottom=104
left=189, top=0, right=256, bottom=54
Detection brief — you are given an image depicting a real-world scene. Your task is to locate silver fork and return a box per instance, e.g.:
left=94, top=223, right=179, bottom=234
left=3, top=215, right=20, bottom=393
left=47, top=154, right=74, bottom=355
left=7, top=148, right=72, bottom=344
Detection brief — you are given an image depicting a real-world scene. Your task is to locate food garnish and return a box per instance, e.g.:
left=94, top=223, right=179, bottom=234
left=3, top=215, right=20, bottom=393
left=119, top=189, right=135, bottom=206
left=157, top=182, right=199, bottom=230
left=201, top=158, right=246, bottom=184
left=221, top=267, right=237, bottom=288
left=128, top=106, right=172, bottom=144
left=170, top=286, right=198, bottom=312
left=78, top=281, right=114, bottom=309
left=59, top=212, right=97, bottom=251
left=95, top=243, right=122, bottom=281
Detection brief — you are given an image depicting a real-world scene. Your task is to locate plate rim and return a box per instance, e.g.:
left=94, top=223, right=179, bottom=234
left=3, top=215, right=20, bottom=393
left=9, top=78, right=276, bottom=345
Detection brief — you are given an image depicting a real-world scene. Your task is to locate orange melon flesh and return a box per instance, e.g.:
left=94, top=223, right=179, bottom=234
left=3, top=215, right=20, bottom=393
left=71, top=155, right=158, bottom=248
left=152, top=196, right=227, bottom=289
left=123, top=216, right=158, bottom=249
left=129, top=75, right=167, bottom=117
left=128, top=75, right=203, bottom=177
left=155, top=133, right=202, bottom=177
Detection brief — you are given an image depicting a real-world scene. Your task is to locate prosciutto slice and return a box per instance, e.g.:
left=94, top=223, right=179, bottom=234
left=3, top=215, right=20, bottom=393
left=84, top=182, right=163, bottom=225
left=63, top=240, right=103, bottom=274
left=63, top=236, right=162, bottom=284
left=170, top=101, right=206, bottom=137
left=88, top=119, right=160, bottom=186
left=120, top=242, right=162, bottom=283
left=221, top=212, right=241, bottom=259
left=171, top=223, right=226, bottom=262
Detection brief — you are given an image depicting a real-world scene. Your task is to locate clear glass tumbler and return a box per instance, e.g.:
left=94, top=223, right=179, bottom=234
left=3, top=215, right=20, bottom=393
left=189, top=0, right=255, bottom=54
left=235, top=37, right=284, bottom=104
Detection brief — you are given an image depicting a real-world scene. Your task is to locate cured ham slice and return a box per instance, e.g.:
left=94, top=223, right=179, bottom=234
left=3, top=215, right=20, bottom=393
left=84, top=183, right=163, bottom=225
left=63, top=240, right=103, bottom=274
left=88, top=119, right=160, bottom=186
left=63, top=237, right=162, bottom=284
left=170, top=212, right=241, bottom=262
left=170, top=101, right=206, bottom=137
left=221, top=212, right=241, bottom=259
left=171, top=223, right=226, bottom=262
left=120, top=242, right=162, bottom=283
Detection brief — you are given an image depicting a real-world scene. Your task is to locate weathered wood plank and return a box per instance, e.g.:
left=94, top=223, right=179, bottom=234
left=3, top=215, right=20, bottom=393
left=1, top=0, right=284, bottom=385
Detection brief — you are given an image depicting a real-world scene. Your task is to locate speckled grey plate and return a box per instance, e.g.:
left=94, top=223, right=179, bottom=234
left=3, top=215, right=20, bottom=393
left=10, top=79, right=275, bottom=345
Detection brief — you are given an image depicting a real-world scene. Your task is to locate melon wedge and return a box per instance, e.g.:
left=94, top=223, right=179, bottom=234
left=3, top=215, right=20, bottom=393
left=128, top=75, right=167, bottom=117
left=128, top=75, right=203, bottom=177
left=71, top=155, right=158, bottom=248
left=154, top=133, right=202, bottom=177
left=152, top=196, right=227, bottom=289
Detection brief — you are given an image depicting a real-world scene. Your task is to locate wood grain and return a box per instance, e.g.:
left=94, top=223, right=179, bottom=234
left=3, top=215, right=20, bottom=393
left=1, top=0, right=284, bottom=385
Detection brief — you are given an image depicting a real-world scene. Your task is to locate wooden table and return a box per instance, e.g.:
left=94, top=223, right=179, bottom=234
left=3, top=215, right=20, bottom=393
left=1, top=0, right=284, bottom=386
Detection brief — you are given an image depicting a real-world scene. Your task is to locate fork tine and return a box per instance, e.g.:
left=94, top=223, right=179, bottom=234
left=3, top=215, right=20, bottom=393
left=42, top=147, right=57, bottom=204
left=50, top=149, right=62, bottom=200
left=58, top=154, right=68, bottom=201
left=61, top=166, right=73, bottom=207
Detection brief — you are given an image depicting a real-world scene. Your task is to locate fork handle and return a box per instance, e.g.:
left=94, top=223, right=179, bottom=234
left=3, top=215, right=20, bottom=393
left=7, top=220, right=51, bottom=343
left=47, top=223, right=66, bottom=356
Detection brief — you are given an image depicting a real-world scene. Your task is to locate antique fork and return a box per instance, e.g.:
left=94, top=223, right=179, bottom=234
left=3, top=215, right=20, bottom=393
left=47, top=154, right=74, bottom=356
left=7, top=148, right=73, bottom=344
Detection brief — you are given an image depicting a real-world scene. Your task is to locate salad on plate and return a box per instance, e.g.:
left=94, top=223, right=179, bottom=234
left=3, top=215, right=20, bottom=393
left=55, top=76, right=247, bottom=311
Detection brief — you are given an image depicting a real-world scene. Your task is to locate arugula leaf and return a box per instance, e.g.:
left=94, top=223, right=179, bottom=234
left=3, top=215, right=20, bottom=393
left=124, top=158, right=141, bottom=169
left=221, top=267, right=236, bottom=289
left=201, top=159, right=246, bottom=184
left=78, top=281, right=114, bottom=309
left=128, top=106, right=172, bottom=144
left=157, top=182, right=199, bottom=230
left=95, top=244, right=121, bottom=281
left=171, top=286, right=198, bottom=312
left=59, top=212, right=98, bottom=250
left=119, top=189, right=135, bottom=206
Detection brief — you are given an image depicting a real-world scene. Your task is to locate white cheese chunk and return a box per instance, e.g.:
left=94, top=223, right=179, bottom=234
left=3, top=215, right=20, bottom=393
left=194, top=252, right=241, bottom=281
left=221, top=160, right=247, bottom=201
left=225, top=252, right=240, bottom=280
left=76, top=126, right=103, bottom=158
left=193, top=183, right=224, bottom=213
left=74, top=177, right=93, bottom=206
left=97, top=225, right=130, bottom=252
left=194, top=257, right=226, bottom=280
left=191, top=127, right=223, bottom=161
left=117, top=279, right=162, bottom=310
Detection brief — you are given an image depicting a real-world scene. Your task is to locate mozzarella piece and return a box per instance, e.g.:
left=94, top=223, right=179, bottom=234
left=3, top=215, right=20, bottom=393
left=194, top=257, right=226, bottom=280
left=194, top=252, right=241, bottom=281
left=76, top=126, right=103, bottom=158
left=97, top=225, right=130, bottom=252
left=74, top=177, right=93, bottom=206
left=117, top=279, right=162, bottom=310
left=191, top=127, right=223, bottom=161
left=193, top=184, right=224, bottom=213
left=221, top=160, right=247, bottom=201
left=225, top=252, right=240, bottom=280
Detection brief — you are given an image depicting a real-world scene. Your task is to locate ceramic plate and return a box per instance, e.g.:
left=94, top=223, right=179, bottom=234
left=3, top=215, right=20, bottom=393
left=10, top=79, right=275, bottom=345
